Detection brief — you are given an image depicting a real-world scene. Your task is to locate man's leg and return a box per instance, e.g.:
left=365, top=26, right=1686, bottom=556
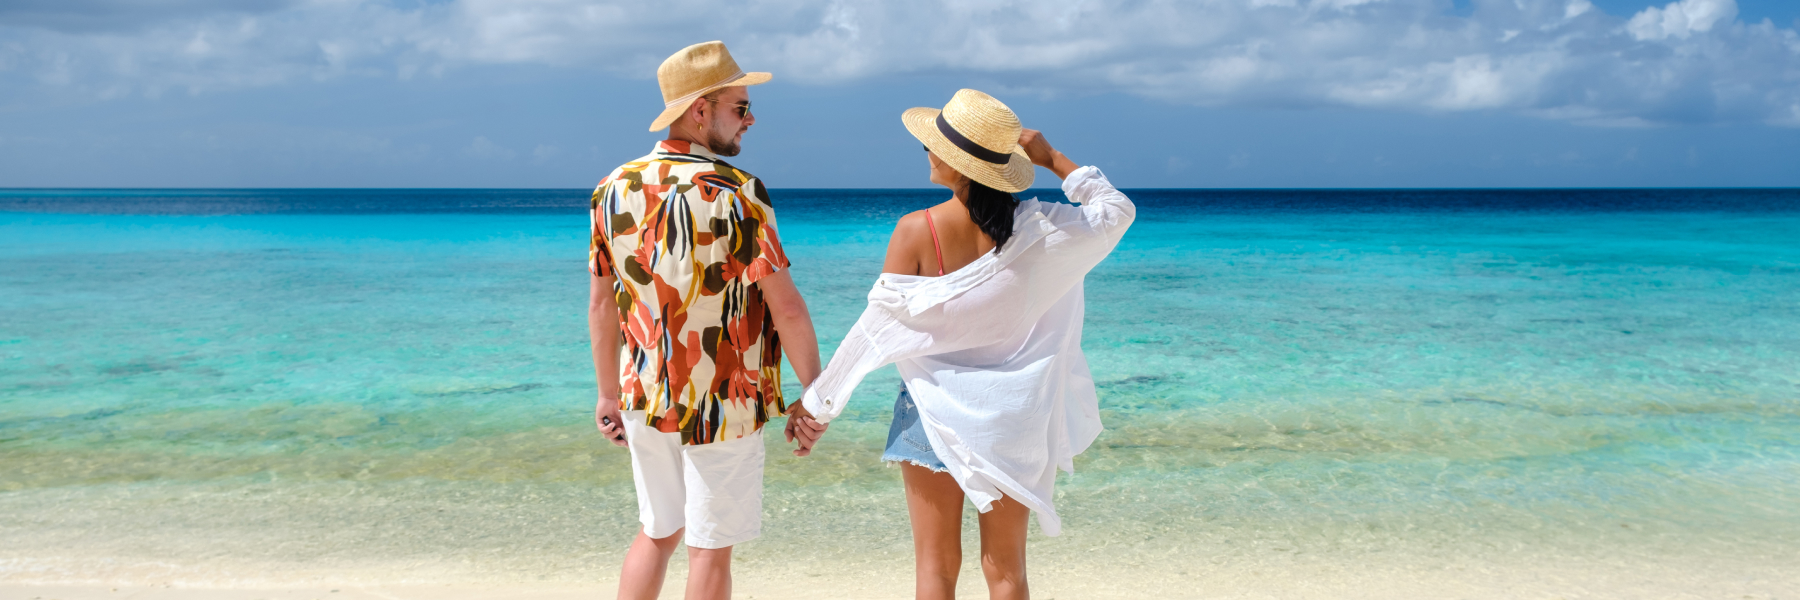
left=684, top=545, right=733, bottom=600
left=618, top=528, right=683, bottom=600
left=619, top=412, right=687, bottom=600
left=679, top=431, right=767, bottom=600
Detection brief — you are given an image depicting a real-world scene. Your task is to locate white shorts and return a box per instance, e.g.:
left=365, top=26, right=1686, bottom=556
left=621, top=411, right=766, bottom=549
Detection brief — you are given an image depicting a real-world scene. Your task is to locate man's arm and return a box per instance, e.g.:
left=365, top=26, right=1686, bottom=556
left=589, top=274, right=626, bottom=447
left=757, top=270, right=821, bottom=386
left=755, top=270, right=827, bottom=456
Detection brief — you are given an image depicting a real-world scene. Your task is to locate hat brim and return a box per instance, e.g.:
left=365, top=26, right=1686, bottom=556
left=902, top=107, right=1034, bottom=193
left=648, top=71, right=772, bottom=132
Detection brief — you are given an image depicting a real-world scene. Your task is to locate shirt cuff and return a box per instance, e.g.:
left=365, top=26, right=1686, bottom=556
left=800, top=386, right=834, bottom=424
left=1060, top=166, right=1102, bottom=203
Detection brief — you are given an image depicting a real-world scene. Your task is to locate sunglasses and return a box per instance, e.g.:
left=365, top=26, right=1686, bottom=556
left=704, top=98, right=752, bottom=119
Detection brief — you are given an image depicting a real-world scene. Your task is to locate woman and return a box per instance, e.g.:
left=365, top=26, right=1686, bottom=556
left=789, top=89, right=1135, bottom=600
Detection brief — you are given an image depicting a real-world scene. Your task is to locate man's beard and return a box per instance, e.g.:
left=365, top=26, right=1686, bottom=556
left=706, top=125, right=741, bottom=157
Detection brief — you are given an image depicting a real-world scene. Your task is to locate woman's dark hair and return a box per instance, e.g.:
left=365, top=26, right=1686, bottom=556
left=966, top=179, right=1020, bottom=253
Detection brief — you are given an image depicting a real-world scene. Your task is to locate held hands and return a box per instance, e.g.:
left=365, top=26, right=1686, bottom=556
left=595, top=395, right=627, bottom=447
left=597, top=393, right=821, bottom=454
left=601, top=391, right=826, bottom=454
left=784, top=401, right=829, bottom=457
left=1018, top=128, right=1079, bottom=180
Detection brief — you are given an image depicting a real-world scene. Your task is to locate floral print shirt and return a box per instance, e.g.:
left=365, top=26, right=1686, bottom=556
left=589, top=140, right=790, bottom=445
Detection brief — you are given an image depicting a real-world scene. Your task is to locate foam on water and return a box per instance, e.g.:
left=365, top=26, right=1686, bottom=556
left=2, top=189, right=1799, bottom=589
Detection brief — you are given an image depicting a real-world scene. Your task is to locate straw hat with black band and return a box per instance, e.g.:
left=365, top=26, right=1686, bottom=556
left=649, top=41, right=771, bottom=132
left=902, top=89, right=1035, bottom=193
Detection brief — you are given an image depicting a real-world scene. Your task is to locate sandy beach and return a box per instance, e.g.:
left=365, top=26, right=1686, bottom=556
left=5, top=554, right=1796, bottom=599
left=4, top=465, right=1796, bottom=600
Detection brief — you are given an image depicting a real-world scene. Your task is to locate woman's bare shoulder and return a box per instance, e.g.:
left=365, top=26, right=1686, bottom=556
left=891, top=209, right=930, bottom=241
left=883, top=210, right=931, bottom=275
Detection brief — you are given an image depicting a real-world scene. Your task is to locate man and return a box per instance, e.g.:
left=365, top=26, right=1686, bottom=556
left=587, top=41, right=828, bottom=600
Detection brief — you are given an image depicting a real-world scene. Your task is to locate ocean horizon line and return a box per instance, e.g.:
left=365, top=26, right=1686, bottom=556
left=6, top=185, right=1800, bottom=192
left=5, top=187, right=1799, bottom=218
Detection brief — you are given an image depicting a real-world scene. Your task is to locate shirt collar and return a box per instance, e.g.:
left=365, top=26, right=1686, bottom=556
left=655, top=139, right=718, bottom=159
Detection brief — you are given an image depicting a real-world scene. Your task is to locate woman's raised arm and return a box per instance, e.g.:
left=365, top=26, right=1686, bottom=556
left=1019, top=129, right=1080, bottom=181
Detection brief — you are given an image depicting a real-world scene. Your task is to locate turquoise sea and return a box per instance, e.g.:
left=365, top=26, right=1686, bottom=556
left=2, top=188, right=1797, bottom=595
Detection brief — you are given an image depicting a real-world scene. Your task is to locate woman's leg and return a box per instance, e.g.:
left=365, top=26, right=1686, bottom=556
left=976, top=495, right=1031, bottom=600
left=902, top=463, right=965, bottom=600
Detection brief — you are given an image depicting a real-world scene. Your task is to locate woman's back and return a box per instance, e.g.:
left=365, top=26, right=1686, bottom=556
left=802, top=166, right=1137, bottom=535
left=883, top=201, right=998, bottom=277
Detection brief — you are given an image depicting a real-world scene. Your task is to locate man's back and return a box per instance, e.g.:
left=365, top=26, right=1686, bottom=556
left=590, top=139, right=790, bottom=445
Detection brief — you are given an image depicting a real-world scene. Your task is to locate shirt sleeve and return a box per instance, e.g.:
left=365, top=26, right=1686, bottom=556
left=800, top=308, right=896, bottom=424
left=588, top=183, right=614, bottom=278
left=802, top=313, right=892, bottom=419
left=800, top=289, right=971, bottom=424
left=732, top=177, right=790, bottom=284
left=1058, top=166, right=1137, bottom=242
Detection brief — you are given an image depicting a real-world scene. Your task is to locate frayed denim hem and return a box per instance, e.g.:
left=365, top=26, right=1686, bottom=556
left=882, top=457, right=949, bottom=473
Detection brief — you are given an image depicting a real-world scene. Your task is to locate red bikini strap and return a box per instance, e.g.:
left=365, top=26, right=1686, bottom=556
left=923, top=209, right=946, bottom=276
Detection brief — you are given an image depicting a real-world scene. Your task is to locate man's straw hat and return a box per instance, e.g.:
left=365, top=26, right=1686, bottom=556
left=902, top=89, right=1034, bottom=193
left=649, top=41, right=771, bottom=132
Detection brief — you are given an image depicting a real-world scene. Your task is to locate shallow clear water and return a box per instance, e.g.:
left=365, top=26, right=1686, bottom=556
left=3, top=188, right=1799, bottom=585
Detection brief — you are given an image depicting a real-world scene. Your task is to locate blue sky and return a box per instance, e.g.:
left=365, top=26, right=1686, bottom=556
left=1, top=0, right=1796, bottom=188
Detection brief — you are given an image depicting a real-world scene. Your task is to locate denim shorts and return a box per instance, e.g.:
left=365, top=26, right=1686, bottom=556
left=883, top=386, right=948, bottom=472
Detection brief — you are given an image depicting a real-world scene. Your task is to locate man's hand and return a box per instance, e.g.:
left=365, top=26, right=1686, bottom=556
left=595, top=395, right=627, bottom=447
left=1018, top=128, right=1079, bottom=180
left=784, top=402, right=829, bottom=457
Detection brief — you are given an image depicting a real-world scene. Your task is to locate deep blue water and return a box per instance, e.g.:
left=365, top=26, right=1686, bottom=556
left=5, top=187, right=1798, bottom=215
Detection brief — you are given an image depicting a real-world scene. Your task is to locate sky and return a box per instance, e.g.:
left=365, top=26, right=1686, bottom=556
left=1, top=0, right=1797, bottom=189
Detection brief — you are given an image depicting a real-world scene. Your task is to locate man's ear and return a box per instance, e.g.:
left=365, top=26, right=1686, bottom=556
left=688, top=98, right=710, bottom=127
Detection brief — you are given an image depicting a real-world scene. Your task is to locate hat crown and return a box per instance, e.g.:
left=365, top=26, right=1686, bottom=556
left=940, top=89, right=1021, bottom=155
left=658, top=41, right=743, bottom=104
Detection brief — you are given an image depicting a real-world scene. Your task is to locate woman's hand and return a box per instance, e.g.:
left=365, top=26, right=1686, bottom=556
left=1019, top=128, right=1080, bottom=180
left=784, top=402, right=829, bottom=457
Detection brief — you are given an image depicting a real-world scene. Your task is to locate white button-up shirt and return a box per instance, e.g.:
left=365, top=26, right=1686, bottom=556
left=800, top=166, right=1136, bottom=535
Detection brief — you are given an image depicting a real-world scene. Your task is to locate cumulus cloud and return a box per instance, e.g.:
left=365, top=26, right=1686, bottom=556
left=1627, top=0, right=1736, bottom=40
left=2, top=0, right=1798, bottom=126
left=0, top=0, right=297, bottom=33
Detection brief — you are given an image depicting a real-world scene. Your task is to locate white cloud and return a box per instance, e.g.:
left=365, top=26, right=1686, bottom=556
left=1627, top=0, right=1736, bottom=41
left=1, top=0, right=1797, bottom=126
left=0, top=0, right=297, bottom=34
left=1330, top=53, right=1552, bottom=111
left=1564, top=0, right=1594, bottom=21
